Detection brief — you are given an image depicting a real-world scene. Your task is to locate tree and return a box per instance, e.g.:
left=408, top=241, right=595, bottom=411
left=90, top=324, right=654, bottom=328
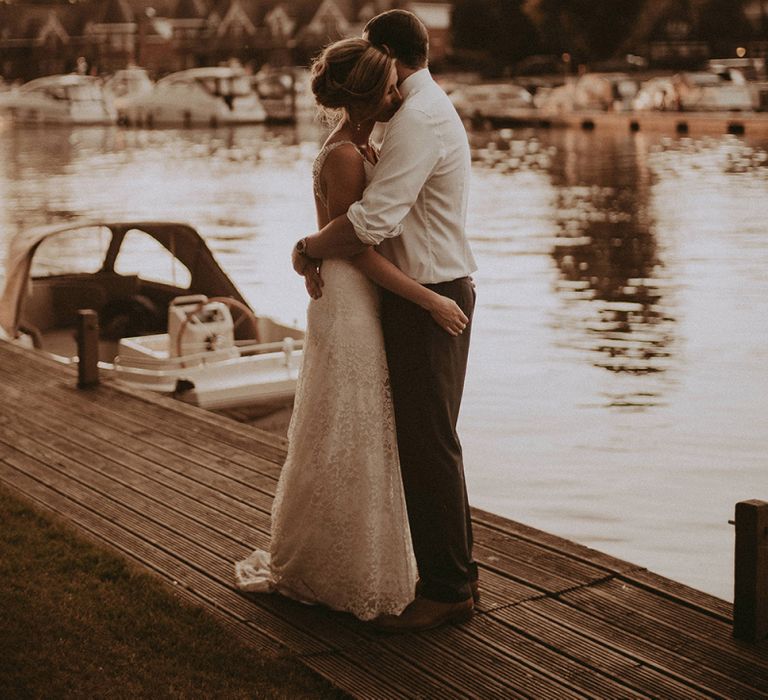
left=527, top=0, right=645, bottom=64
left=698, top=0, right=754, bottom=55
left=452, top=0, right=539, bottom=73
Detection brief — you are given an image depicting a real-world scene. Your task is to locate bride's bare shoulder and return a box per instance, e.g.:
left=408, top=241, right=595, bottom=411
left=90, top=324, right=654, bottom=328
left=321, top=142, right=366, bottom=179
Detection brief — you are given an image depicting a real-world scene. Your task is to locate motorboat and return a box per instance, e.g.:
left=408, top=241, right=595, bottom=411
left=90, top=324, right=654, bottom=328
left=251, top=68, right=297, bottom=123
left=104, top=67, right=154, bottom=115
left=449, top=83, right=534, bottom=122
left=0, top=74, right=117, bottom=125
left=0, top=221, right=303, bottom=410
left=672, top=71, right=754, bottom=112
left=536, top=74, right=638, bottom=114
left=118, top=66, right=267, bottom=127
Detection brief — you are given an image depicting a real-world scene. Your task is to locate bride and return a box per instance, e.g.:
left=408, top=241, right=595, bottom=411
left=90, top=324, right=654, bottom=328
left=234, top=38, right=468, bottom=621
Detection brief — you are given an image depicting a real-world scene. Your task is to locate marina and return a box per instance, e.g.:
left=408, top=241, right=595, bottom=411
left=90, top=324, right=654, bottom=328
left=1, top=339, right=766, bottom=698
left=0, top=121, right=766, bottom=603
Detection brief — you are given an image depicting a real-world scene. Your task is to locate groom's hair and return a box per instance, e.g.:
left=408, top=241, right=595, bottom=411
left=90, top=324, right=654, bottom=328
left=363, top=10, right=428, bottom=69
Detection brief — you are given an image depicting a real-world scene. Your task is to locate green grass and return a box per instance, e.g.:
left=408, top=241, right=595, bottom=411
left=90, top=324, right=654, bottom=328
left=0, top=487, right=347, bottom=699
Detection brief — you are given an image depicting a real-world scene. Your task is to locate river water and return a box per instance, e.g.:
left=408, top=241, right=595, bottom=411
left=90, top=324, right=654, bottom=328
left=1, top=117, right=766, bottom=601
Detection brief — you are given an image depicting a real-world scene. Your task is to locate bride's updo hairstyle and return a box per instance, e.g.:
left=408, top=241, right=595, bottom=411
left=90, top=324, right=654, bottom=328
left=311, top=37, right=393, bottom=122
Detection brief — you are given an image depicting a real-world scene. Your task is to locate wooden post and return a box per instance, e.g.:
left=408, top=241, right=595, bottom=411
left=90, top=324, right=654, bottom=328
left=76, top=309, right=100, bottom=389
left=734, top=499, right=768, bottom=642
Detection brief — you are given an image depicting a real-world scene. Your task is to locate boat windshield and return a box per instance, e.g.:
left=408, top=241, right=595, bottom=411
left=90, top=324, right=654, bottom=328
left=30, top=226, right=111, bottom=277
left=197, top=75, right=252, bottom=98
left=30, top=83, right=102, bottom=102
left=114, top=229, right=191, bottom=288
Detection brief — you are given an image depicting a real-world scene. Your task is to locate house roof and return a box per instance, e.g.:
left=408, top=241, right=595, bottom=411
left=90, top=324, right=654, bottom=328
left=98, top=0, right=136, bottom=24
left=172, top=0, right=210, bottom=20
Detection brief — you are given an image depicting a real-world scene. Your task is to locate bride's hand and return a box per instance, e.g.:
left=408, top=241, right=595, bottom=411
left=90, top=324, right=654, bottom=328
left=425, top=293, right=468, bottom=336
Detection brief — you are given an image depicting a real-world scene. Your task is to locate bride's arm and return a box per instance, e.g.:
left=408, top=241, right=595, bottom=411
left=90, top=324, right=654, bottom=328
left=323, top=146, right=468, bottom=336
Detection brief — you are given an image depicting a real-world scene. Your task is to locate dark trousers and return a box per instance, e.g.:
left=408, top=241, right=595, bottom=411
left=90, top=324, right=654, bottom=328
left=381, top=276, right=478, bottom=603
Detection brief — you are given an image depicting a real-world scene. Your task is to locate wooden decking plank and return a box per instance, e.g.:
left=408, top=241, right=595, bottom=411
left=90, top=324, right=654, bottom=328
left=72, top=384, right=284, bottom=478
left=529, top=594, right=768, bottom=698
left=0, top=464, right=297, bottom=656
left=0, top=451, right=393, bottom=659
left=0, top=420, right=264, bottom=565
left=471, top=507, right=642, bottom=575
left=1, top=378, right=536, bottom=618
left=491, top=603, right=717, bottom=700
left=0, top=370, right=284, bottom=486
left=0, top=377, right=279, bottom=511
left=306, top=645, right=469, bottom=700
left=572, top=577, right=735, bottom=642
left=561, top=584, right=768, bottom=682
left=376, top=622, right=591, bottom=700
left=110, top=377, right=290, bottom=457
left=0, top=340, right=288, bottom=459
left=1, top=439, right=478, bottom=694
left=0, top=355, right=285, bottom=483
left=301, top=653, right=414, bottom=700
left=619, top=568, right=732, bottom=622
left=2, top=446, right=254, bottom=586
left=471, top=567, right=541, bottom=611
left=1, top=391, right=277, bottom=522
left=473, top=521, right=614, bottom=584
left=473, top=542, right=584, bottom=593
left=0, top=412, right=270, bottom=548
left=462, top=615, right=652, bottom=700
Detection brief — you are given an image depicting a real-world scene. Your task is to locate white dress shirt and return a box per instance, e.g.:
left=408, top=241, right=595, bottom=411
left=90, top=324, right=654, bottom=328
left=347, top=69, right=477, bottom=284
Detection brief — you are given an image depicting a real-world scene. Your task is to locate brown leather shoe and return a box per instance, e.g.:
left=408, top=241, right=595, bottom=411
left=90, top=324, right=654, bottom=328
left=371, top=595, right=474, bottom=633
left=415, top=578, right=480, bottom=604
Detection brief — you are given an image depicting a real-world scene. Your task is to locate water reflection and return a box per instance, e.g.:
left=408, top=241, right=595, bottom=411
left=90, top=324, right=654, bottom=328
left=472, top=128, right=676, bottom=409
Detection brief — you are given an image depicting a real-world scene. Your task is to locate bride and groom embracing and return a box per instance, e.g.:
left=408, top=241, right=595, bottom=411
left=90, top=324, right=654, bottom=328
left=235, top=9, right=479, bottom=633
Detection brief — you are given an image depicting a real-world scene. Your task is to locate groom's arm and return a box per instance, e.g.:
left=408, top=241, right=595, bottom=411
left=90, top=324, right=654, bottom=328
left=302, top=214, right=366, bottom=260
left=294, top=108, right=440, bottom=272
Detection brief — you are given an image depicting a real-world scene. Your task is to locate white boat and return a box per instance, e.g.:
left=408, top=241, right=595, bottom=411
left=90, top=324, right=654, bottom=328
left=118, top=66, right=267, bottom=127
left=251, top=68, right=297, bottom=123
left=449, top=83, right=534, bottom=122
left=673, top=71, right=754, bottom=112
left=0, top=74, right=117, bottom=125
left=0, top=221, right=303, bottom=410
left=104, top=67, right=154, bottom=114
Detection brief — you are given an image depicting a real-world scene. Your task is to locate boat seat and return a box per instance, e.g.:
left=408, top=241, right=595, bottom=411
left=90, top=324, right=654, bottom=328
left=21, top=278, right=107, bottom=332
left=20, top=273, right=141, bottom=332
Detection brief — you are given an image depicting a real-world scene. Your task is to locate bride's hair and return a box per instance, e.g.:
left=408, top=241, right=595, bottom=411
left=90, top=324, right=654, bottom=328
left=310, top=38, right=393, bottom=122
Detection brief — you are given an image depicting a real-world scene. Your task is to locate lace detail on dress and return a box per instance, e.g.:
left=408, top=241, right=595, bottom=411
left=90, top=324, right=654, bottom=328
left=235, top=143, right=417, bottom=621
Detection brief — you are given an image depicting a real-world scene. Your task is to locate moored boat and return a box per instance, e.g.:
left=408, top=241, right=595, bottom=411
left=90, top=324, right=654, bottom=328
left=0, top=221, right=303, bottom=410
left=118, top=66, right=267, bottom=127
left=0, top=74, right=117, bottom=125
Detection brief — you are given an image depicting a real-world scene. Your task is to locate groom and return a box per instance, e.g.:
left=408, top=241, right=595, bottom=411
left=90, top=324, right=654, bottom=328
left=292, top=9, right=478, bottom=631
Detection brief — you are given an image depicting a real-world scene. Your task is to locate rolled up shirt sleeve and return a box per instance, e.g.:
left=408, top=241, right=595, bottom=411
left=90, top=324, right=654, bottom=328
left=348, top=107, right=442, bottom=246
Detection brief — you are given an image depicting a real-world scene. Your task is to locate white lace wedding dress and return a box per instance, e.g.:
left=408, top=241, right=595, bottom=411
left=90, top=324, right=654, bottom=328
left=234, top=141, right=417, bottom=621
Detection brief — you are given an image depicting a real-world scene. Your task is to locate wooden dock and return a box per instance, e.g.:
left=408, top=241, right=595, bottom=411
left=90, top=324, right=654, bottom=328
left=1, top=339, right=766, bottom=699
left=477, top=108, right=768, bottom=138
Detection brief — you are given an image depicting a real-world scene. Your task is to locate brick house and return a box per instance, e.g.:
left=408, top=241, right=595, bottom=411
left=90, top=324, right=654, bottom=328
left=0, top=0, right=453, bottom=81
